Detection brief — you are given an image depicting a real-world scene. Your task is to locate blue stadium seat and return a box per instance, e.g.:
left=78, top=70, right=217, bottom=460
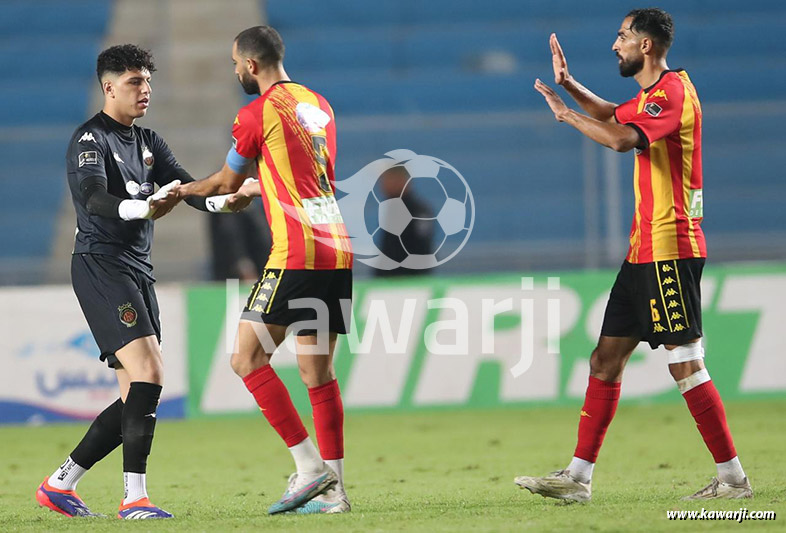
left=267, top=0, right=786, bottom=30
left=0, top=1, right=108, bottom=266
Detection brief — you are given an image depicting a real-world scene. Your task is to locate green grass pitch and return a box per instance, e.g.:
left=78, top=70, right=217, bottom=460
left=1, top=401, right=784, bottom=532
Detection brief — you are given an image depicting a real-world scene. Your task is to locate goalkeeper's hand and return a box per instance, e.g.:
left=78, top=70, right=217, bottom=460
left=149, top=180, right=182, bottom=219
left=118, top=180, right=181, bottom=220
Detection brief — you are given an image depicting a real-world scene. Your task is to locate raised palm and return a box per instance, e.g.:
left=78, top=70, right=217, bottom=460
left=550, top=33, right=569, bottom=85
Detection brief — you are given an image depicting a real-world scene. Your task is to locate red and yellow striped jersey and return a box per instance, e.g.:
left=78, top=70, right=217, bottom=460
left=614, top=69, right=706, bottom=264
left=232, top=81, right=353, bottom=270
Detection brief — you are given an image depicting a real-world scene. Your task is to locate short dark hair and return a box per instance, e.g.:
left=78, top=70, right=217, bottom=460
left=235, top=26, right=285, bottom=68
left=96, top=44, right=156, bottom=83
left=627, top=8, right=674, bottom=50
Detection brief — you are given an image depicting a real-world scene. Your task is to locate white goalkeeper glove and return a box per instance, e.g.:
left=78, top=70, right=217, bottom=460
left=206, top=177, right=257, bottom=213
left=118, top=180, right=181, bottom=220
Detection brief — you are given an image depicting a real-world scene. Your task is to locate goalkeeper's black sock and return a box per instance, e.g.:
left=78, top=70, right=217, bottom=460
left=71, top=397, right=124, bottom=468
left=48, top=398, right=124, bottom=491
left=122, top=382, right=161, bottom=473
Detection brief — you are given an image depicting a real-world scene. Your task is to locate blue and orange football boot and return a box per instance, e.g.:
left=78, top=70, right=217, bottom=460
left=117, top=497, right=174, bottom=519
left=35, top=477, right=102, bottom=517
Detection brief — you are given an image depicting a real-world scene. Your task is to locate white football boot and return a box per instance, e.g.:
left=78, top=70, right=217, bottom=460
left=296, top=485, right=351, bottom=514
left=682, top=477, right=753, bottom=500
left=514, top=469, right=591, bottom=502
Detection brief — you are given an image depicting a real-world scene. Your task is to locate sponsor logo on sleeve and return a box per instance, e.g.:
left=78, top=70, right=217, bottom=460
left=78, top=151, right=98, bottom=167
left=140, top=182, right=154, bottom=195
left=644, top=102, right=662, bottom=117
left=78, top=132, right=96, bottom=143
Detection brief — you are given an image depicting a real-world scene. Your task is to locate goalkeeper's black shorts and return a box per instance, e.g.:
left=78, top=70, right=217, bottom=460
left=242, top=268, right=352, bottom=335
left=71, top=253, right=161, bottom=368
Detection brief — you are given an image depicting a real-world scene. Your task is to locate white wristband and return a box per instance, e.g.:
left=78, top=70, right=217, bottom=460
left=118, top=199, right=155, bottom=220
left=206, top=194, right=233, bottom=213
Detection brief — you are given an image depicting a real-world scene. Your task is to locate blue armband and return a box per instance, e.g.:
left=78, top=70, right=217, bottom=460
left=226, top=146, right=252, bottom=173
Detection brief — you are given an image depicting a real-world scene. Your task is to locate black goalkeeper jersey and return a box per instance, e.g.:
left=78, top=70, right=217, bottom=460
left=66, top=112, right=188, bottom=278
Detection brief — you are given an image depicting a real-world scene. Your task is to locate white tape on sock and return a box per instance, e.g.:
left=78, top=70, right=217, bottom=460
left=677, top=368, right=711, bottom=393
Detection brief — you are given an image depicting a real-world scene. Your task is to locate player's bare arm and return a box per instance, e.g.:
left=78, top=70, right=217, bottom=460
left=534, top=78, right=640, bottom=152
left=226, top=178, right=260, bottom=212
left=549, top=34, right=617, bottom=122
left=179, top=162, right=247, bottom=197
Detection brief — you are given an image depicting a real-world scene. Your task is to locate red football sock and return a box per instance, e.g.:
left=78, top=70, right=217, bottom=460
left=574, top=376, right=621, bottom=463
left=682, top=380, right=737, bottom=463
left=242, top=365, right=308, bottom=447
left=308, top=379, right=344, bottom=460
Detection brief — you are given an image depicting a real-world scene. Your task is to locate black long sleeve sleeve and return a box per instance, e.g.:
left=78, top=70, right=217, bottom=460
left=80, top=175, right=123, bottom=218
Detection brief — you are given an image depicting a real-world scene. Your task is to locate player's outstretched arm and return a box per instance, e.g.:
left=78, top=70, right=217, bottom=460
left=148, top=180, right=182, bottom=219
left=223, top=177, right=260, bottom=212
left=549, top=34, right=617, bottom=122
left=201, top=177, right=258, bottom=213
left=535, top=79, right=641, bottom=152
left=81, top=176, right=181, bottom=220
left=179, top=162, right=247, bottom=197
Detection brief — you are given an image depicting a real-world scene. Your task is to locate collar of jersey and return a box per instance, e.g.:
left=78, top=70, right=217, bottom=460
left=643, top=68, right=685, bottom=94
left=100, top=111, right=134, bottom=141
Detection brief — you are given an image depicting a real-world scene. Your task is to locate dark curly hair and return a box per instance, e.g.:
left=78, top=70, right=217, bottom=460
left=96, top=44, right=156, bottom=83
left=627, top=8, right=674, bottom=50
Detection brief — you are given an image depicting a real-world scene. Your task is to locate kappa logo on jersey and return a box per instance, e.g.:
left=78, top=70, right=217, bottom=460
left=78, top=132, right=96, bottom=143
left=233, top=115, right=240, bottom=126
left=644, top=102, right=663, bottom=117
left=113, top=151, right=125, bottom=164
left=78, top=151, right=98, bottom=167
left=650, top=89, right=668, bottom=100
left=141, top=146, right=154, bottom=168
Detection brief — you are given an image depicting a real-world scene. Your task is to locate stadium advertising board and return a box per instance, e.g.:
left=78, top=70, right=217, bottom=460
left=189, top=264, right=786, bottom=416
left=0, top=286, right=187, bottom=424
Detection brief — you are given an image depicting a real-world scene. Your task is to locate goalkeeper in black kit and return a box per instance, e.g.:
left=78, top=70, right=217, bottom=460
left=35, top=44, right=249, bottom=520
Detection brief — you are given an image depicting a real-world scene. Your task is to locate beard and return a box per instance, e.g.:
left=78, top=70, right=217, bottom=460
left=618, top=55, right=644, bottom=77
left=238, top=70, right=260, bottom=95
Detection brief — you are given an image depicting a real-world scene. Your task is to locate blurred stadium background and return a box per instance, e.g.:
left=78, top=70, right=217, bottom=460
left=0, top=0, right=785, bottom=528
left=2, top=0, right=785, bottom=284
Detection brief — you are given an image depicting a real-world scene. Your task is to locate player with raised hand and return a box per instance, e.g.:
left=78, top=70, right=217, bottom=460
left=515, top=8, right=752, bottom=502
left=546, top=33, right=620, bottom=122
left=36, top=44, right=245, bottom=520
left=179, top=26, right=353, bottom=515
